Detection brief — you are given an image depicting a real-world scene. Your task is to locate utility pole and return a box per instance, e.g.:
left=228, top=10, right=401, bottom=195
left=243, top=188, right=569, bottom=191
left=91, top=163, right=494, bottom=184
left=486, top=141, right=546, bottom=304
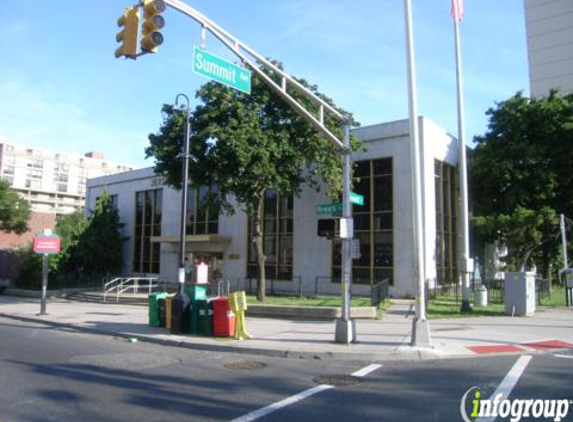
left=404, top=0, right=430, bottom=347
left=561, top=214, right=569, bottom=269
left=335, top=118, right=356, bottom=344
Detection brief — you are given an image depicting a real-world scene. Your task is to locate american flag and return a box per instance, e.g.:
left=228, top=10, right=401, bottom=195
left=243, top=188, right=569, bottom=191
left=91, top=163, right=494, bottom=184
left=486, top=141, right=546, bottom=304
left=451, top=0, right=464, bottom=22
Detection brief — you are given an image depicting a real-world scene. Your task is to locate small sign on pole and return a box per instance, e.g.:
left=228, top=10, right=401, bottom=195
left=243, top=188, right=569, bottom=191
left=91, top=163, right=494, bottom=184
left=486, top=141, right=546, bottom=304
left=351, top=238, right=361, bottom=259
left=33, top=234, right=61, bottom=254
left=350, top=192, right=364, bottom=206
left=196, top=262, right=209, bottom=284
left=316, top=202, right=343, bottom=215
left=33, top=232, right=60, bottom=315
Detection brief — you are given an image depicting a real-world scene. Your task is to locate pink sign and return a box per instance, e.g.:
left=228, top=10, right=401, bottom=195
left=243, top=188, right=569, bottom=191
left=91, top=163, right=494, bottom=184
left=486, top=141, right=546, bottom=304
left=33, top=235, right=61, bottom=254
left=196, top=262, right=209, bottom=284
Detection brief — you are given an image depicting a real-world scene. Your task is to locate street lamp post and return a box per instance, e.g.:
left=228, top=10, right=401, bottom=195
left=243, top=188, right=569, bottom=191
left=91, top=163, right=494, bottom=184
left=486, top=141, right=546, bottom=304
left=170, top=93, right=192, bottom=334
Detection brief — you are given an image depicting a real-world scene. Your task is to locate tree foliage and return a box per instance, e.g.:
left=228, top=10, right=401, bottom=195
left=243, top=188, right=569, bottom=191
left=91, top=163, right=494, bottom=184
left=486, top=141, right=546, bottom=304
left=0, top=179, right=31, bottom=234
left=471, top=91, right=573, bottom=275
left=54, top=210, right=88, bottom=274
left=146, top=64, right=360, bottom=301
left=75, top=191, right=125, bottom=276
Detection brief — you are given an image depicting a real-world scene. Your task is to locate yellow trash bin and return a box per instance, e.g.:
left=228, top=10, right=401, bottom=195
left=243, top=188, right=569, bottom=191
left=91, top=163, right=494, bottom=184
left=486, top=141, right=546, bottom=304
left=229, top=291, right=252, bottom=340
left=166, top=294, right=174, bottom=330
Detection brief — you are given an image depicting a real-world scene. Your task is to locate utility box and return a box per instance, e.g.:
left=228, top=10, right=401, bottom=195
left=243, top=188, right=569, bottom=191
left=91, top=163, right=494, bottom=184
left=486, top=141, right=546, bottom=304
left=504, top=272, right=536, bottom=316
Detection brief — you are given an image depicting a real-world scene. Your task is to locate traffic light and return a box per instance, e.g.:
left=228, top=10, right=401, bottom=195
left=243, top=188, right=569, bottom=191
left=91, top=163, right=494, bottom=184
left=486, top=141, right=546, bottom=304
left=115, top=6, right=140, bottom=59
left=317, top=219, right=336, bottom=238
left=141, top=0, right=166, bottom=54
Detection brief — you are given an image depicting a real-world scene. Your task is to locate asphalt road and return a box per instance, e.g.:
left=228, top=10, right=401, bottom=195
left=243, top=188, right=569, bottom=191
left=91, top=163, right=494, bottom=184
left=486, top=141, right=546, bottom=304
left=1, top=316, right=572, bottom=422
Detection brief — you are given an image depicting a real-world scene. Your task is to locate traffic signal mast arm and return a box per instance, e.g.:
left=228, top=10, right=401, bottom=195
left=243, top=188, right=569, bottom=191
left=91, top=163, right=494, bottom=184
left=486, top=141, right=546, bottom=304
left=164, top=0, right=347, bottom=151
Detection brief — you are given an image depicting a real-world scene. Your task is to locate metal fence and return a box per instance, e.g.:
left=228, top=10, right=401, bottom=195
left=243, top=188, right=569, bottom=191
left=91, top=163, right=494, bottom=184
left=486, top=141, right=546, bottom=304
left=221, top=276, right=390, bottom=304
left=426, top=276, right=554, bottom=306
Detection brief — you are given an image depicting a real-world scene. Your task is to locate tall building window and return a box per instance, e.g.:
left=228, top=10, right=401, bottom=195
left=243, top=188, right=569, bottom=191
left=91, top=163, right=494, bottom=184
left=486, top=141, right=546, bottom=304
left=134, top=189, right=162, bottom=274
left=435, top=160, right=459, bottom=284
left=333, top=158, right=394, bottom=285
left=247, top=189, right=294, bottom=280
left=186, top=185, right=220, bottom=235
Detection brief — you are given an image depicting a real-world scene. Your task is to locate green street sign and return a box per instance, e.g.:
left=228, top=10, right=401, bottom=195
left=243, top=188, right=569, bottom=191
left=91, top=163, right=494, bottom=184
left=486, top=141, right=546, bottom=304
left=350, top=192, right=364, bottom=206
left=316, top=203, right=343, bottom=215
left=192, top=46, right=251, bottom=94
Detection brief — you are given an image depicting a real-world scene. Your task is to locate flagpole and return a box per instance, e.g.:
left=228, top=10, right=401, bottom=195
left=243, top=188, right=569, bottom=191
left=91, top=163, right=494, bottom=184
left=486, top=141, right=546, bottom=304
left=453, top=8, right=472, bottom=313
left=404, top=0, right=431, bottom=347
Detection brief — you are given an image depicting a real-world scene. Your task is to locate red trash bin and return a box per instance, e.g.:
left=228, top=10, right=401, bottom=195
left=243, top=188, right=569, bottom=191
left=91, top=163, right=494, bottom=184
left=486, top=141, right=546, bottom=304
left=213, top=297, right=236, bottom=337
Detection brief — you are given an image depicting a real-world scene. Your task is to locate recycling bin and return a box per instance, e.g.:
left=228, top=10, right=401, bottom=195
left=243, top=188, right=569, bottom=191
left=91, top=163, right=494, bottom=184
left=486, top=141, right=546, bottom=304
left=148, top=291, right=168, bottom=327
left=196, top=298, right=214, bottom=336
left=213, top=297, right=236, bottom=337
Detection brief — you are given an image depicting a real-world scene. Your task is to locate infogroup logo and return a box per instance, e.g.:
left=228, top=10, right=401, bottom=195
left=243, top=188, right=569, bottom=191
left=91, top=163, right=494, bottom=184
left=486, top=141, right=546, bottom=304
left=460, top=387, right=572, bottom=422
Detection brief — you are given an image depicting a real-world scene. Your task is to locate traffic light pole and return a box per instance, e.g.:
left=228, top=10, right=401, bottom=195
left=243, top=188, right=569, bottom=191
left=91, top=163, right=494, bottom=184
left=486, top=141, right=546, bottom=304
left=128, top=0, right=354, bottom=342
left=335, top=119, right=356, bottom=344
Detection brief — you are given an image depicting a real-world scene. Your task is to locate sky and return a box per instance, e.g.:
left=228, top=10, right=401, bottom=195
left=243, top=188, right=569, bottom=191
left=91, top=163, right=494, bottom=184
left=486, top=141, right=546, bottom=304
left=0, top=0, right=530, bottom=169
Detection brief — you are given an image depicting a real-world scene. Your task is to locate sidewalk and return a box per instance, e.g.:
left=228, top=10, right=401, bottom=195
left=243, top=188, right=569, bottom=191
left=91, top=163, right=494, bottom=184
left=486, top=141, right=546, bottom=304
left=0, top=295, right=572, bottom=361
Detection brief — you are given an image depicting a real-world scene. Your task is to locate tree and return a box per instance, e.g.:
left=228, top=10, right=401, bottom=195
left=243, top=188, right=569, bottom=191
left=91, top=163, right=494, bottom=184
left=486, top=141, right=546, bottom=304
left=54, top=210, right=88, bottom=275
left=75, top=191, right=125, bottom=276
left=471, top=91, right=573, bottom=278
left=146, top=65, right=360, bottom=301
left=0, top=179, right=30, bottom=234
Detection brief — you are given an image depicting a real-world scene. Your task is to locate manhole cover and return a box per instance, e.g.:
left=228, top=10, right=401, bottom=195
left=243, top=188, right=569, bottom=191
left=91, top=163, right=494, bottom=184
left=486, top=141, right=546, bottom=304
left=313, top=374, right=363, bottom=387
left=224, top=361, right=267, bottom=371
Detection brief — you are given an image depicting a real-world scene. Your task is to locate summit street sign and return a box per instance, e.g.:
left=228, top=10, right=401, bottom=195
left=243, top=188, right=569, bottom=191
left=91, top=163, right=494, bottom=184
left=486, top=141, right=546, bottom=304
left=192, top=46, right=251, bottom=94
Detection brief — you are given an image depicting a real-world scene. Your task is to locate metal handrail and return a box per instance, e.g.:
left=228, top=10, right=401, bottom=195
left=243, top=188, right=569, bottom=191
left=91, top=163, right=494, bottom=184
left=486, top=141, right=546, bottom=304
left=103, top=277, right=160, bottom=302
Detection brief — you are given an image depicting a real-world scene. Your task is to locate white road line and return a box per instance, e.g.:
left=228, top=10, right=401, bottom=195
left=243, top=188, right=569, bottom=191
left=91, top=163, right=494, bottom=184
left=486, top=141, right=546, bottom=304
left=352, top=363, right=383, bottom=377
left=229, top=363, right=382, bottom=422
left=476, top=355, right=533, bottom=422
left=554, top=354, right=573, bottom=359
left=229, top=384, right=334, bottom=422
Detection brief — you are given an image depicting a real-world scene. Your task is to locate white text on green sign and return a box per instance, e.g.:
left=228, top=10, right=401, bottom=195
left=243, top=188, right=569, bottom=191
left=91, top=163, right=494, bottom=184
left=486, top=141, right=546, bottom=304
left=350, top=192, right=364, bottom=206
left=316, top=203, right=342, bottom=215
left=192, top=46, right=251, bottom=94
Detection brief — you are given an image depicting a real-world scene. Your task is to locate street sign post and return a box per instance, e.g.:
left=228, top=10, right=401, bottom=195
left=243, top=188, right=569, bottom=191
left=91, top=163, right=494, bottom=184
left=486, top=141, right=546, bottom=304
left=192, top=46, right=251, bottom=94
left=33, top=233, right=60, bottom=315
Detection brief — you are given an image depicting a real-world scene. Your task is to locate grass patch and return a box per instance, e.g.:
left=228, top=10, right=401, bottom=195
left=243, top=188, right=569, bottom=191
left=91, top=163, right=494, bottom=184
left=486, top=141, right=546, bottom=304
left=427, top=301, right=505, bottom=319
left=246, top=294, right=374, bottom=307
left=245, top=294, right=390, bottom=319
left=538, top=286, right=568, bottom=308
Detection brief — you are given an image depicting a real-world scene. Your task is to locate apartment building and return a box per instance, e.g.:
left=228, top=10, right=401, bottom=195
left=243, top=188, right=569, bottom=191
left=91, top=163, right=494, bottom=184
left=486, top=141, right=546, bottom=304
left=525, top=0, right=573, bottom=97
left=0, top=142, right=133, bottom=215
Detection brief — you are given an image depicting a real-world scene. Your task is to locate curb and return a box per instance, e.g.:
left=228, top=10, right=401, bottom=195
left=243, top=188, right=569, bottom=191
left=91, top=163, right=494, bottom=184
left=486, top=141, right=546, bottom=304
left=0, top=311, right=432, bottom=361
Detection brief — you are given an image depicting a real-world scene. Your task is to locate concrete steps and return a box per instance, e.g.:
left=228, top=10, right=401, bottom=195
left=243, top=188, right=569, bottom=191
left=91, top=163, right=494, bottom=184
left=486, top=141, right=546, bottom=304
left=59, top=291, right=378, bottom=319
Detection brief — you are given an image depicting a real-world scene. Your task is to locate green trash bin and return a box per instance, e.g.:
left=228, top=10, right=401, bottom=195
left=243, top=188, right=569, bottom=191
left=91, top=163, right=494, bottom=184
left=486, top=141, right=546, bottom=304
left=148, top=292, right=168, bottom=327
left=196, top=298, right=214, bottom=336
left=158, top=298, right=167, bottom=328
left=189, top=299, right=199, bottom=335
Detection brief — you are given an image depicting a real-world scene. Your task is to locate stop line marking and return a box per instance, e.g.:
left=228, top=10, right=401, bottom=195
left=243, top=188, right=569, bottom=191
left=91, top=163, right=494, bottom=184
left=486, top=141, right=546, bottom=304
left=554, top=354, right=573, bottom=359
left=229, top=363, right=382, bottom=422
